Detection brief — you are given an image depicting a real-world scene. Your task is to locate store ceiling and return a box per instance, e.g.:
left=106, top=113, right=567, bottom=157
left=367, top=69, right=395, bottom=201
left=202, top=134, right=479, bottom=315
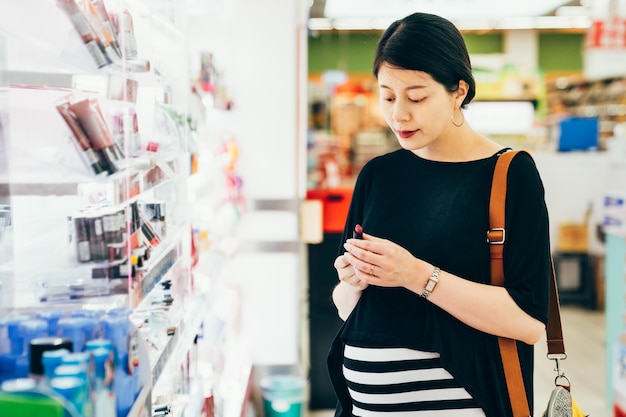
left=309, top=0, right=591, bottom=30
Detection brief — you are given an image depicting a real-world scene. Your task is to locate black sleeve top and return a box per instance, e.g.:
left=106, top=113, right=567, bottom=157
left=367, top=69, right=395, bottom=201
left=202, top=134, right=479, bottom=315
left=327, top=148, right=551, bottom=417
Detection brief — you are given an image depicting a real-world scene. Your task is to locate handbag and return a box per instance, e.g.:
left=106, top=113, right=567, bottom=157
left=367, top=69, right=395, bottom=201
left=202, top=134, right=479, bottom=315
left=489, top=150, right=588, bottom=417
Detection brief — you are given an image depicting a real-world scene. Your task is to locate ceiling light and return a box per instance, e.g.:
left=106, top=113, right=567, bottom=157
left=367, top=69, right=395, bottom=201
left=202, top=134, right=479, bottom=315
left=323, top=0, right=577, bottom=20
left=306, top=16, right=591, bottom=31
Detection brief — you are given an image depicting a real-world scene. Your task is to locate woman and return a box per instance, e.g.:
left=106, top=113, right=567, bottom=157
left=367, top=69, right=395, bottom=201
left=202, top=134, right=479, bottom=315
left=328, top=12, right=551, bottom=417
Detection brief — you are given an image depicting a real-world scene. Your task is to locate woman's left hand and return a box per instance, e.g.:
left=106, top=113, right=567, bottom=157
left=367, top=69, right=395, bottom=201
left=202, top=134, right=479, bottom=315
left=343, top=232, right=430, bottom=289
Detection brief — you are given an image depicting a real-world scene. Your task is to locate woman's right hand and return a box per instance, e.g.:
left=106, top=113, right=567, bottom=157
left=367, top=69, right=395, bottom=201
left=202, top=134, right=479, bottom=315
left=334, top=254, right=369, bottom=291
left=332, top=254, right=367, bottom=320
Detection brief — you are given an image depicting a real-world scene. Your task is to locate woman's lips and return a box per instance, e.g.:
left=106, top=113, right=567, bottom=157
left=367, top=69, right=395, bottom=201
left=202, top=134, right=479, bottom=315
left=396, top=129, right=417, bottom=139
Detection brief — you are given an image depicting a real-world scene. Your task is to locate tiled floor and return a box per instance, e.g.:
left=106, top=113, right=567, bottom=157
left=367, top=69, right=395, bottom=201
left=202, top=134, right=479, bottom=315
left=308, top=306, right=610, bottom=417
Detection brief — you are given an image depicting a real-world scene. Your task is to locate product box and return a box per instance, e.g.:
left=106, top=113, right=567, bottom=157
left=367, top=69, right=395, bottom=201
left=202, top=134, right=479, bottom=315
left=557, top=222, right=589, bottom=253
left=558, top=117, right=599, bottom=152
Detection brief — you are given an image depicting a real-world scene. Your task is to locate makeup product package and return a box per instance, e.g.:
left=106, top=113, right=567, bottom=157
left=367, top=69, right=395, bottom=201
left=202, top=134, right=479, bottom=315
left=56, top=0, right=110, bottom=68
left=69, top=98, right=125, bottom=174
left=56, top=101, right=108, bottom=175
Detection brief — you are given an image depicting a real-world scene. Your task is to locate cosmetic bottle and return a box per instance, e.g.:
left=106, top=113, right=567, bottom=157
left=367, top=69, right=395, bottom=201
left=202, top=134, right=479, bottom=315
left=0, top=355, right=18, bottom=382
left=84, top=318, right=99, bottom=342
left=73, top=216, right=92, bottom=263
left=84, top=339, right=113, bottom=353
left=58, top=318, right=89, bottom=353
left=42, top=349, right=71, bottom=380
left=123, top=107, right=141, bottom=156
left=69, top=99, right=121, bottom=175
left=1, top=377, right=68, bottom=417
left=61, top=352, right=91, bottom=368
left=56, top=0, right=110, bottom=68
left=36, top=311, right=65, bottom=338
left=91, top=0, right=121, bottom=57
left=117, top=9, right=138, bottom=59
left=29, top=338, right=73, bottom=383
left=100, top=209, right=118, bottom=246
left=49, top=376, right=88, bottom=417
left=4, top=315, right=31, bottom=355
left=56, top=101, right=108, bottom=176
left=99, top=314, right=128, bottom=367
left=100, top=313, right=134, bottom=417
left=92, top=347, right=116, bottom=417
left=16, top=320, right=49, bottom=377
left=54, top=364, right=92, bottom=417
left=86, top=213, right=107, bottom=262
left=77, top=0, right=120, bottom=63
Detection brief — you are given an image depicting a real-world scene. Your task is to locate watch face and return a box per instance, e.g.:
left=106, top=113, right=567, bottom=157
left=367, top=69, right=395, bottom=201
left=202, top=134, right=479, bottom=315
left=425, top=280, right=436, bottom=292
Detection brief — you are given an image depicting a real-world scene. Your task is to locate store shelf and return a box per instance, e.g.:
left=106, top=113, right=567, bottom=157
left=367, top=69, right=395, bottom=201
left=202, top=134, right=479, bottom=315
left=547, top=75, right=626, bottom=148
left=1, top=152, right=179, bottom=203
left=128, top=385, right=153, bottom=417
left=134, top=294, right=204, bottom=387
left=0, top=2, right=249, bottom=417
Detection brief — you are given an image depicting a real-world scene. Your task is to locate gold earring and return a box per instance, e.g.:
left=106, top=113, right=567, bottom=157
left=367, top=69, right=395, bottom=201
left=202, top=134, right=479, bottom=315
left=451, top=110, right=464, bottom=127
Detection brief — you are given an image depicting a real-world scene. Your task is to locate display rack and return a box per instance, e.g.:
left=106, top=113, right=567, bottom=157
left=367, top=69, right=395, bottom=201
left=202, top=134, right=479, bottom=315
left=0, top=1, right=209, bottom=417
left=546, top=75, right=626, bottom=149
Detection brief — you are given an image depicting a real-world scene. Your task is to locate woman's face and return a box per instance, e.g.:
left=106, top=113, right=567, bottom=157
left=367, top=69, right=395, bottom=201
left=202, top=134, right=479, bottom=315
left=377, top=63, right=463, bottom=152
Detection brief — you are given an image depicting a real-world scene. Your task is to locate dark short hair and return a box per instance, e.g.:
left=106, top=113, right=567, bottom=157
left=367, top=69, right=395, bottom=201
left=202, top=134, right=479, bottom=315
left=373, top=13, right=476, bottom=108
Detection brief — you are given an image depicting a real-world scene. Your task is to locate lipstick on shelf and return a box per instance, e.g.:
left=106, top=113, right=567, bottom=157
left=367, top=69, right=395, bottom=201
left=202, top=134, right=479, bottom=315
left=91, top=0, right=120, bottom=51
left=90, top=98, right=125, bottom=161
left=73, top=215, right=92, bottom=262
left=69, top=98, right=124, bottom=174
left=56, top=101, right=108, bottom=175
left=79, top=0, right=122, bottom=61
left=56, top=0, right=110, bottom=68
left=353, top=224, right=363, bottom=239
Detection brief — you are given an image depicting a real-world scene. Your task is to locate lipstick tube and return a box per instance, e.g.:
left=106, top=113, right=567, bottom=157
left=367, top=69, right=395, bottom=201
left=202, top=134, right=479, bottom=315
left=56, top=0, right=110, bottom=68
left=83, top=0, right=122, bottom=60
left=73, top=215, right=92, bottom=262
left=56, top=101, right=107, bottom=175
left=69, top=99, right=123, bottom=174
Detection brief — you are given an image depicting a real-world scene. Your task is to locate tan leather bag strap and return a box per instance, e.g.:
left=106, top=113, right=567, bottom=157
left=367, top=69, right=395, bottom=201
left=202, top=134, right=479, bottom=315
left=489, top=150, right=565, bottom=417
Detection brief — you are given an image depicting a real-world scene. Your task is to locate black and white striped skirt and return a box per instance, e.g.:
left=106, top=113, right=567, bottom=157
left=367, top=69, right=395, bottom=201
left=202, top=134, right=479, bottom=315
left=343, top=344, right=486, bottom=416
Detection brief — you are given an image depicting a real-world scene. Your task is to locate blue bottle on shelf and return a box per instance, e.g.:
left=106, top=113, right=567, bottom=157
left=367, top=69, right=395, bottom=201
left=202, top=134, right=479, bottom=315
left=49, top=376, right=87, bottom=417
left=16, top=320, right=49, bottom=378
left=58, top=318, right=89, bottom=353
left=92, top=347, right=116, bottom=417
left=42, top=349, right=71, bottom=380
left=36, top=311, right=65, bottom=337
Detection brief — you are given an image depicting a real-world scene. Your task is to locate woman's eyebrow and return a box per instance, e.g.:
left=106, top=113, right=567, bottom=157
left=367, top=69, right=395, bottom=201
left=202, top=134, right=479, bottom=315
left=379, top=84, right=428, bottom=90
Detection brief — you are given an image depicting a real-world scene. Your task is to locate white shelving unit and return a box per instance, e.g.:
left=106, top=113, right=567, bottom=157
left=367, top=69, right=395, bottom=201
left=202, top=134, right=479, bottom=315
left=0, top=2, right=217, bottom=417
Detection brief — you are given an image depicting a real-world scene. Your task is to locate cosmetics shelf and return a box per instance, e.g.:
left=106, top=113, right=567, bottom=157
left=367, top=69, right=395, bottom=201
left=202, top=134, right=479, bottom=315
left=0, top=2, right=228, bottom=417
left=132, top=229, right=187, bottom=309
left=134, top=294, right=204, bottom=387
left=127, top=385, right=152, bottom=417
left=1, top=155, right=179, bottom=201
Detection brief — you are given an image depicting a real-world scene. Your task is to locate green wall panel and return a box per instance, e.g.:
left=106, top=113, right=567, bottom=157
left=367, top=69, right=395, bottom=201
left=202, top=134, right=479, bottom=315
left=308, top=32, right=380, bottom=74
left=538, top=33, right=584, bottom=72
left=308, top=31, right=583, bottom=75
left=463, top=33, right=503, bottom=54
